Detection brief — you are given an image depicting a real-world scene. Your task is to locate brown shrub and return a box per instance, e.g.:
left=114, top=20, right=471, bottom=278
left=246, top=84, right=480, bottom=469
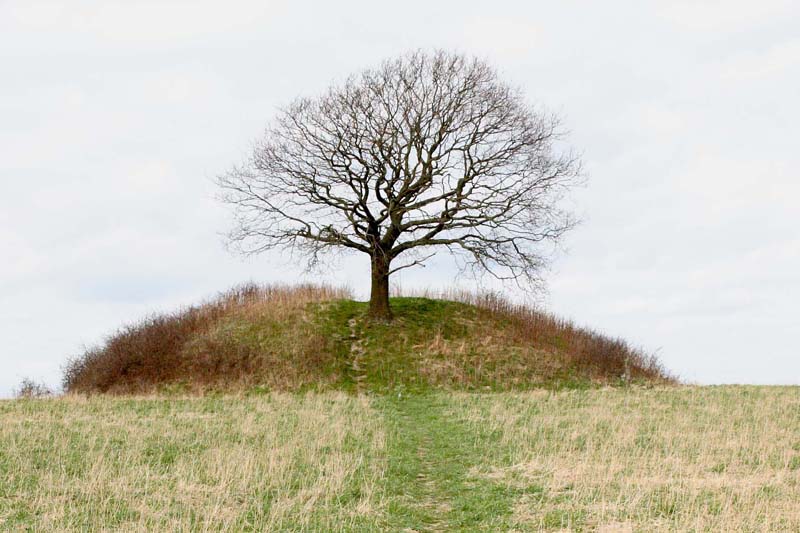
left=14, top=378, right=54, bottom=399
left=63, top=284, right=350, bottom=393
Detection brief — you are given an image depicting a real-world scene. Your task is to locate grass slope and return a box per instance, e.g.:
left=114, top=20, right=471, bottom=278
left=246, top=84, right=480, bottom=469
left=3, top=387, right=800, bottom=531
left=64, top=285, right=670, bottom=393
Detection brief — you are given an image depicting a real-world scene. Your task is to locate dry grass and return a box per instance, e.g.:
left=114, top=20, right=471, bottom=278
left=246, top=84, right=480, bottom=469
left=0, top=393, right=384, bottom=531
left=458, top=386, right=800, bottom=531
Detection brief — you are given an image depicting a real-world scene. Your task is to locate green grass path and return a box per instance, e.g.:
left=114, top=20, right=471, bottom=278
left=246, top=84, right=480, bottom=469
left=377, top=394, right=523, bottom=532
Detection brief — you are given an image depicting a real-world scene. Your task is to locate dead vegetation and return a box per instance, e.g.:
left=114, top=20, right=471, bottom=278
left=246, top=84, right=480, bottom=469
left=14, top=378, right=53, bottom=399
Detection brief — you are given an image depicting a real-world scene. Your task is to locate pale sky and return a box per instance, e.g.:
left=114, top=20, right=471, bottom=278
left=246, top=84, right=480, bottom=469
left=2, top=0, right=798, bottom=396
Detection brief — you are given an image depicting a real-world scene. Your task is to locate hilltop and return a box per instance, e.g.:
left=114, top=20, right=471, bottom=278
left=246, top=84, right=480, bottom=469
left=63, top=284, right=672, bottom=394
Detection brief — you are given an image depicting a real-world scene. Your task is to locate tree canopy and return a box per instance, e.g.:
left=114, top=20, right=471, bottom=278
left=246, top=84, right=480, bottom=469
left=219, top=51, right=582, bottom=319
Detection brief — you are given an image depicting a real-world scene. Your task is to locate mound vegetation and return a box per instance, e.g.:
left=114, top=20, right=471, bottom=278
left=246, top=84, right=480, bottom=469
left=63, top=284, right=671, bottom=394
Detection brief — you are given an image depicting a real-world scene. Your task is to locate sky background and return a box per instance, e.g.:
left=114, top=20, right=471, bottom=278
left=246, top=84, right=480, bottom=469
left=1, top=0, right=798, bottom=396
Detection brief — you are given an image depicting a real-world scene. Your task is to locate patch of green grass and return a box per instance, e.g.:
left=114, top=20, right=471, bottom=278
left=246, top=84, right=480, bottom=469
left=317, top=297, right=478, bottom=392
left=315, top=297, right=602, bottom=394
left=377, top=393, right=521, bottom=531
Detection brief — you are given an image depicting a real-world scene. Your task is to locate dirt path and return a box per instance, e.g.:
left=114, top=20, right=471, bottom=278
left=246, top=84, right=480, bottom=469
left=347, top=317, right=368, bottom=391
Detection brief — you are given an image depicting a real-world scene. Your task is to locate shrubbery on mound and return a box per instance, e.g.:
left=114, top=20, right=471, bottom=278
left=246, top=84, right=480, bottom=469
left=63, top=285, right=347, bottom=393
left=64, top=284, right=673, bottom=394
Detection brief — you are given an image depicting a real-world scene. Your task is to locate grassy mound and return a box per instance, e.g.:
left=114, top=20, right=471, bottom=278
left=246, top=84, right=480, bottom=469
left=63, top=284, right=672, bottom=394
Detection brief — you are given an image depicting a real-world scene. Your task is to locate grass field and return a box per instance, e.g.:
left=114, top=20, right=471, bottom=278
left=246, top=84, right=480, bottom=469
left=2, top=387, right=799, bottom=531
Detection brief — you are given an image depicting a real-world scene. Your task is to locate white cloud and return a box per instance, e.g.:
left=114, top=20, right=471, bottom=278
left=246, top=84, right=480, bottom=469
left=658, top=0, right=796, bottom=33
left=1, top=1, right=289, bottom=44
left=720, top=39, right=800, bottom=82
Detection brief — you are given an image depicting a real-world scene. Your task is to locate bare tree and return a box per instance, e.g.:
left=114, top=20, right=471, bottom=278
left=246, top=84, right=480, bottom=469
left=218, top=51, right=582, bottom=320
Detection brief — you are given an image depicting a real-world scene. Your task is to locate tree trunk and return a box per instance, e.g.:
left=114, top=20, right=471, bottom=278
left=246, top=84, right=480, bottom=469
left=368, top=252, right=392, bottom=321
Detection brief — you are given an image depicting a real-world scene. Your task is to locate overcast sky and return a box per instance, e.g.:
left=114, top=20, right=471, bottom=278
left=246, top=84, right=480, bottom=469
left=2, top=0, right=798, bottom=396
